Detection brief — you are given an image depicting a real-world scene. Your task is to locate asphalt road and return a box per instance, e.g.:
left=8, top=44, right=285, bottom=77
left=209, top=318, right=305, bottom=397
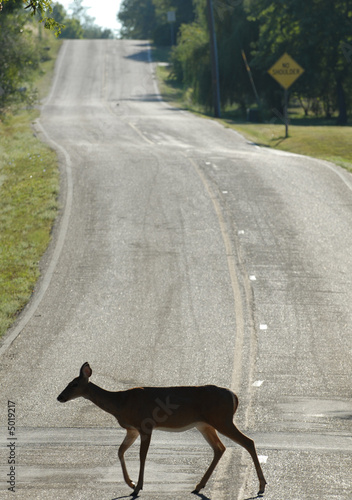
left=0, top=40, right=351, bottom=499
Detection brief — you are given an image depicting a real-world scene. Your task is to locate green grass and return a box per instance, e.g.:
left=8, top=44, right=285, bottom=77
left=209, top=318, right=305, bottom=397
left=0, top=33, right=61, bottom=338
left=36, top=33, right=62, bottom=100
left=223, top=122, right=352, bottom=173
left=150, top=45, right=171, bottom=64
left=153, top=47, right=352, bottom=173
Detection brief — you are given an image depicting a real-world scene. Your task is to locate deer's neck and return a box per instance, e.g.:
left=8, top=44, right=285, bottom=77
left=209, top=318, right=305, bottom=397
left=85, top=382, right=122, bottom=418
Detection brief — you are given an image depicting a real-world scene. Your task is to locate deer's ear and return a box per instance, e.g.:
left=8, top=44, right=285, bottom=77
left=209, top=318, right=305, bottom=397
left=80, top=362, right=92, bottom=379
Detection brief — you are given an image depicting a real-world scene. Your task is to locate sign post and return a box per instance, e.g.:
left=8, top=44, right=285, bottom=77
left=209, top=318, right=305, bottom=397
left=167, top=11, right=176, bottom=46
left=268, top=53, right=304, bottom=137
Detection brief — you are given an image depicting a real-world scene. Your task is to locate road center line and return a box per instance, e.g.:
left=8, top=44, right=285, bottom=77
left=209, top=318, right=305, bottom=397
left=127, top=121, right=155, bottom=145
left=186, top=157, right=245, bottom=395
left=186, top=157, right=264, bottom=499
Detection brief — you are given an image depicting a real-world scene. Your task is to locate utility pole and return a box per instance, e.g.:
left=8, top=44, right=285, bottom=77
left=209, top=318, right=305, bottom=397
left=206, top=0, right=221, bottom=118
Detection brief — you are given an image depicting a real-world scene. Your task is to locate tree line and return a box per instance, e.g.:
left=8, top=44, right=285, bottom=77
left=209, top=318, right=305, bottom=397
left=51, top=0, right=114, bottom=39
left=0, top=0, right=41, bottom=112
left=1, top=0, right=351, bottom=122
left=118, top=0, right=352, bottom=123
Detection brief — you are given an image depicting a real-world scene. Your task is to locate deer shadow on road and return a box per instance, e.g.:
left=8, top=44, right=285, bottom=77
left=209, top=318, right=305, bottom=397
left=192, top=491, right=212, bottom=500
left=112, top=493, right=262, bottom=500
left=112, top=491, right=212, bottom=500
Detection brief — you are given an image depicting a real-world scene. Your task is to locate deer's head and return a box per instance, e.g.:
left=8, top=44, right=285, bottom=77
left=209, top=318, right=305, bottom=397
left=57, top=362, right=92, bottom=403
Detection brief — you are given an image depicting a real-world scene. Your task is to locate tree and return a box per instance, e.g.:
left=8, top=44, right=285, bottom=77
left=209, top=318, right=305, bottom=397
left=118, top=0, right=196, bottom=44
left=0, top=1, right=40, bottom=112
left=50, top=1, right=113, bottom=39
left=249, top=0, right=352, bottom=124
left=51, top=1, right=65, bottom=24
left=118, top=0, right=156, bottom=39
left=59, top=16, right=83, bottom=39
left=171, top=21, right=212, bottom=108
left=215, top=0, right=259, bottom=111
left=152, top=0, right=196, bottom=45
left=0, top=0, right=63, bottom=34
left=171, top=0, right=258, bottom=111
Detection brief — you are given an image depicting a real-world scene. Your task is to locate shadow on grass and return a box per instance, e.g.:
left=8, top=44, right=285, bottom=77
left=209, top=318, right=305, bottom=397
left=270, top=136, right=288, bottom=146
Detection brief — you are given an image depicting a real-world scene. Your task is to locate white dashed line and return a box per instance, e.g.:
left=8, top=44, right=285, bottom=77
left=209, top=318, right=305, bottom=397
left=252, top=380, right=264, bottom=387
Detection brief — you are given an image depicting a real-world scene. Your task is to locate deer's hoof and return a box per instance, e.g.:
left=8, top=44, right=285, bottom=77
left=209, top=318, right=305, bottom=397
left=131, top=484, right=142, bottom=497
left=192, top=484, right=204, bottom=495
left=258, top=480, right=267, bottom=496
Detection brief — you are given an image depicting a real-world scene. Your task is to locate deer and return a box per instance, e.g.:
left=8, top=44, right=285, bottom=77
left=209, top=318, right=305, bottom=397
left=57, top=362, right=267, bottom=497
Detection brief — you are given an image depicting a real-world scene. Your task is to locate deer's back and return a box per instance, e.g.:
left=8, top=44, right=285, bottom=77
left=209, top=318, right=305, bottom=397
left=116, top=385, right=238, bottom=431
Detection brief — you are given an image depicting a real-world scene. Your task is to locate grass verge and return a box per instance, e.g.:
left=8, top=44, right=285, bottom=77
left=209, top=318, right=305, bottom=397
left=153, top=47, right=352, bottom=173
left=223, top=122, right=352, bottom=173
left=0, top=35, right=62, bottom=338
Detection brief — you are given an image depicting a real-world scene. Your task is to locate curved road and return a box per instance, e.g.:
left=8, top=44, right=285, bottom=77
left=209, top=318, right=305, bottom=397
left=0, top=40, right=351, bottom=499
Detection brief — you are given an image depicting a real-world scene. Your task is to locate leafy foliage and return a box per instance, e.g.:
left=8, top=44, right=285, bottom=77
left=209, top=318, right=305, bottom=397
left=1, top=0, right=114, bottom=38
left=249, top=0, right=352, bottom=123
left=2, top=0, right=351, bottom=121
left=0, top=0, right=62, bottom=34
left=215, top=1, right=259, bottom=111
left=25, top=0, right=63, bottom=35
left=171, top=0, right=352, bottom=121
left=171, top=21, right=211, bottom=108
left=118, top=0, right=196, bottom=44
left=51, top=1, right=114, bottom=39
left=171, top=0, right=259, bottom=111
left=0, top=4, right=40, bottom=112
left=118, top=0, right=156, bottom=39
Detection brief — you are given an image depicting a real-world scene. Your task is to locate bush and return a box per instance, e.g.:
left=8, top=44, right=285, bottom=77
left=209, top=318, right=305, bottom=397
left=0, top=10, right=40, bottom=113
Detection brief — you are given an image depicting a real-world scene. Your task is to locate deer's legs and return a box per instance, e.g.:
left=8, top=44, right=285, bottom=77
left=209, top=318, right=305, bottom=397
left=193, top=424, right=226, bottom=493
left=118, top=429, right=139, bottom=489
left=133, top=432, right=152, bottom=496
left=217, top=422, right=267, bottom=495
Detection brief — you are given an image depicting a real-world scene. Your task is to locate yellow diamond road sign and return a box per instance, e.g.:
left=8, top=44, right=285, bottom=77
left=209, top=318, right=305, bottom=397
left=268, top=53, right=304, bottom=89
